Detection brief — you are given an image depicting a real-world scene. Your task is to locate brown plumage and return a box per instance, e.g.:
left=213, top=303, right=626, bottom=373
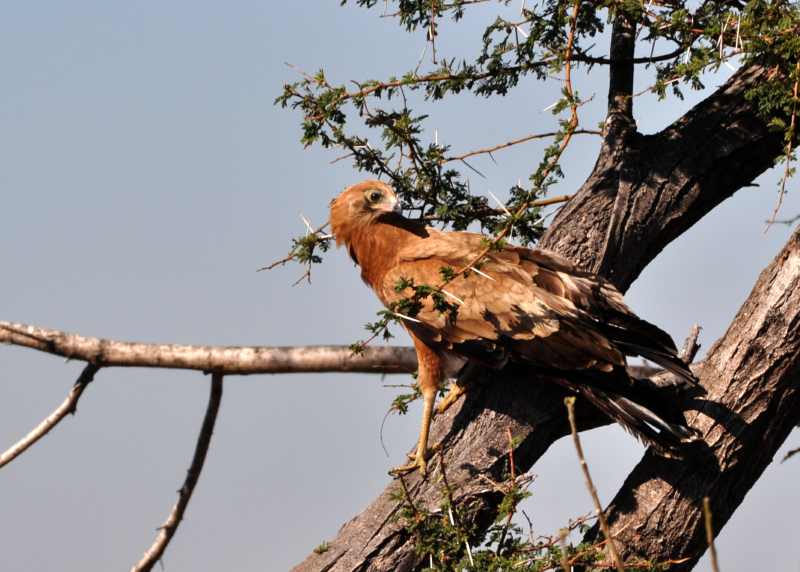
left=331, top=180, right=696, bottom=474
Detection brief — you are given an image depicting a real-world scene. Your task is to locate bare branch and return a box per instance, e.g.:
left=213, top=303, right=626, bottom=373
left=0, top=363, right=100, bottom=469
left=0, top=323, right=680, bottom=386
left=442, top=129, right=600, bottom=163
left=131, top=372, right=224, bottom=572
left=0, top=322, right=417, bottom=375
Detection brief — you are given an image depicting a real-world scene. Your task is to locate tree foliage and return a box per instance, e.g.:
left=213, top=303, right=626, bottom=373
left=278, top=1, right=799, bottom=256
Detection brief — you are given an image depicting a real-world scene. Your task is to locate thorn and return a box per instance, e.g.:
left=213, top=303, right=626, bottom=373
left=542, top=100, right=559, bottom=112
left=487, top=189, right=513, bottom=218
left=300, top=213, right=314, bottom=234
left=469, top=267, right=496, bottom=281
left=441, top=289, right=464, bottom=304
left=391, top=312, right=422, bottom=323
left=736, top=14, right=742, bottom=50
left=413, top=43, right=428, bottom=77
left=459, top=158, right=486, bottom=178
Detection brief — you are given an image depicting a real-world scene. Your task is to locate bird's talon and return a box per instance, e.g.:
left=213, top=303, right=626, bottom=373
left=389, top=456, right=428, bottom=477
left=406, top=442, right=441, bottom=462
left=436, top=383, right=468, bottom=414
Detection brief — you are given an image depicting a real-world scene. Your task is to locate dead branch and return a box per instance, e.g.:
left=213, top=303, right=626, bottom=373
left=0, top=363, right=99, bottom=469
left=0, top=322, right=417, bottom=375
left=131, top=372, right=224, bottom=572
left=702, top=498, right=721, bottom=572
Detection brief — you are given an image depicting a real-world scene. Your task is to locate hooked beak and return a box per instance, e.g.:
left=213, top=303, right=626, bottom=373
left=377, top=196, right=400, bottom=215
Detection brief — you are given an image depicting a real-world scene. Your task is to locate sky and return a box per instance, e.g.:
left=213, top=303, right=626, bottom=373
left=0, top=2, right=798, bottom=571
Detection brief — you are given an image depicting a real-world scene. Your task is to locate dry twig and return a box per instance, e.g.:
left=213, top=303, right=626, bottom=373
left=131, top=372, right=224, bottom=572
left=564, top=396, right=624, bottom=572
left=442, top=130, right=600, bottom=163
left=0, top=363, right=100, bottom=469
left=766, top=61, right=800, bottom=229
left=702, top=497, right=721, bottom=572
left=558, top=528, right=571, bottom=572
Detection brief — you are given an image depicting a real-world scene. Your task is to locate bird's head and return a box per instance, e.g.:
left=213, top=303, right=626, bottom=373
left=329, top=180, right=399, bottom=247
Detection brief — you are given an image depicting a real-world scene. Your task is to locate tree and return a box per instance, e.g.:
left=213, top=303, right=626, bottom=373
left=276, top=1, right=800, bottom=570
left=1, top=2, right=799, bottom=571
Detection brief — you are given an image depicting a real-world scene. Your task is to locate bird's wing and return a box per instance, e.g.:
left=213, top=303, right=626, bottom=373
left=511, top=247, right=695, bottom=382
left=379, top=231, right=625, bottom=372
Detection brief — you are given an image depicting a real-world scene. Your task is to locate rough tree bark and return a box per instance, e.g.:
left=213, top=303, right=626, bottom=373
left=589, top=228, right=800, bottom=570
left=292, top=61, right=794, bottom=571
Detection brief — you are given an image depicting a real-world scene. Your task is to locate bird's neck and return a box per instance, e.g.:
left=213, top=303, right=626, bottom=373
left=346, top=215, right=427, bottom=288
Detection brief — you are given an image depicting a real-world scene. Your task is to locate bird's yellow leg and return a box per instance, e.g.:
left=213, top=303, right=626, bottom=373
left=390, top=337, right=442, bottom=477
left=436, top=381, right=468, bottom=414
left=390, top=384, right=438, bottom=476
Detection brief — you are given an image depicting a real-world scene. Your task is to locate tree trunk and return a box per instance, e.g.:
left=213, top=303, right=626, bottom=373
left=292, top=64, right=792, bottom=572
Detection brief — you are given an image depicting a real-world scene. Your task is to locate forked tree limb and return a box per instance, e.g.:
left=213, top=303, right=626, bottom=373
left=0, top=363, right=99, bottom=469
left=292, top=62, right=791, bottom=572
left=131, top=372, right=224, bottom=572
left=541, top=65, right=784, bottom=290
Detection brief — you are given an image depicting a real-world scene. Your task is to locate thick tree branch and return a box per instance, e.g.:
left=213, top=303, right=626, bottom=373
left=131, top=372, right=224, bottom=572
left=292, top=63, right=789, bottom=572
left=542, top=64, right=785, bottom=289
left=0, top=322, right=417, bottom=375
left=585, top=228, right=800, bottom=569
left=0, top=363, right=99, bottom=469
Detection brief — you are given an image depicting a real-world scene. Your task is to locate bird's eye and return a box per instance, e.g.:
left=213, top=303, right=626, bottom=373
left=368, top=191, right=382, bottom=203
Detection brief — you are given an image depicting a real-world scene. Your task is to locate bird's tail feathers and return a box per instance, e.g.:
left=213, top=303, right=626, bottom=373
left=616, top=340, right=697, bottom=386
left=571, top=384, right=699, bottom=457
left=600, top=315, right=697, bottom=385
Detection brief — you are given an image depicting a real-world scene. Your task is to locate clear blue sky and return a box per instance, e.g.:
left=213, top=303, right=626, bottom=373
left=1, top=2, right=797, bottom=571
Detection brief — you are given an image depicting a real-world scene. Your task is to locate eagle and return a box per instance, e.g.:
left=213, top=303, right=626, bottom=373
left=330, top=180, right=696, bottom=474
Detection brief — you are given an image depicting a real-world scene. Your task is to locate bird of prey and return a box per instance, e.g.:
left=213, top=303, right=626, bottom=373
left=330, top=180, right=696, bottom=474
